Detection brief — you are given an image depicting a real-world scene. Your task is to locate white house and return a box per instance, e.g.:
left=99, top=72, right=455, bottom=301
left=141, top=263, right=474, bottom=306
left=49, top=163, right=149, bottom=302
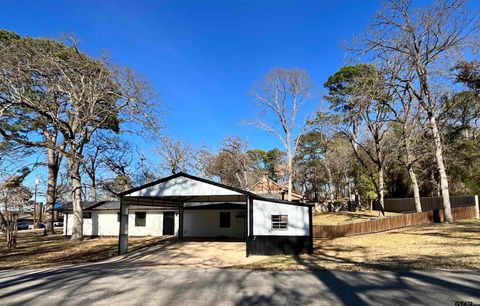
left=63, top=202, right=245, bottom=239
left=63, top=172, right=313, bottom=256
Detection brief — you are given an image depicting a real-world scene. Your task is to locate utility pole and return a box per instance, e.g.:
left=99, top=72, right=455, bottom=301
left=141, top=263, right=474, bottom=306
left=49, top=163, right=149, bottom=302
left=33, top=175, right=39, bottom=229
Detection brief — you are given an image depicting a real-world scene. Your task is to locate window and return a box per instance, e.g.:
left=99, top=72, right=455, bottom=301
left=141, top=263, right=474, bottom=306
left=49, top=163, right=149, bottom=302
left=271, top=215, right=288, bottom=230
left=219, top=212, right=230, bottom=228
left=82, top=212, right=92, bottom=219
left=135, top=212, right=146, bottom=227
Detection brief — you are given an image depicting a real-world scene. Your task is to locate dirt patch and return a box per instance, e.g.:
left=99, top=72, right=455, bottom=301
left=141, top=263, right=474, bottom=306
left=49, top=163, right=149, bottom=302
left=313, top=210, right=400, bottom=225
left=234, top=219, right=480, bottom=271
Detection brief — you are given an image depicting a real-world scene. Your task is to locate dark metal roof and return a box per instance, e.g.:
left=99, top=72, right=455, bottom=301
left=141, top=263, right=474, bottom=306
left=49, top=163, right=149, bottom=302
left=62, top=201, right=179, bottom=212
left=184, top=203, right=246, bottom=210
left=61, top=201, right=120, bottom=212
left=61, top=201, right=248, bottom=212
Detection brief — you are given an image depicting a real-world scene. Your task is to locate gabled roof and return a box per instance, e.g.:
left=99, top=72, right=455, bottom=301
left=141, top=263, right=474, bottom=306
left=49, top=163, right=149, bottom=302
left=119, top=172, right=312, bottom=207
left=120, top=172, right=257, bottom=197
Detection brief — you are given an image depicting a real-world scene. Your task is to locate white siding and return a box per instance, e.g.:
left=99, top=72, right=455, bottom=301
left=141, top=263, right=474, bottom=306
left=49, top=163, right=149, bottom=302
left=183, top=209, right=245, bottom=239
left=126, top=176, right=242, bottom=197
left=252, top=199, right=309, bottom=236
left=64, top=210, right=179, bottom=237
left=95, top=212, right=118, bottom=236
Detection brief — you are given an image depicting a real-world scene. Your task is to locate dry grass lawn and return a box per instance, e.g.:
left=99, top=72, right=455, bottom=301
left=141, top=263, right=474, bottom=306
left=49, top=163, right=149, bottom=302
left=0, top=230, right=171, bottom=270
left=313, top=210, right=400, bottom=225
left=235, top=219, right=480, bottom=271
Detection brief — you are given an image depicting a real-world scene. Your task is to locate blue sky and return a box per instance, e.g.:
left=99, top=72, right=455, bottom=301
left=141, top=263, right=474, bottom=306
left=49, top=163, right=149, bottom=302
left=4, top=0, right=478, bottom=195
left=1, top=0, right=382, bottom=151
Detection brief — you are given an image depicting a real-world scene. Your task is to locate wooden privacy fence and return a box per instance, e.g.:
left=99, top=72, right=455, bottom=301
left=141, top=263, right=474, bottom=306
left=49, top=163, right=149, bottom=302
left=313, top=205, right=478, bottom=239
left=375, top=195, right=477, bottom=213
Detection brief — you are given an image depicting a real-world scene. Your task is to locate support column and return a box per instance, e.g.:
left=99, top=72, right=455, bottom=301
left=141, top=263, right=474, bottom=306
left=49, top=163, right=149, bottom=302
left=118, top=198, right=129, bottom=255
left=308, top=204, right=314, bottom=254
left=246, top=196, right=254, bottom=257
left=475, top=195, right=479, bottom=220
left=178, top=203, right=184, bottom=239
left=63, top=213, right=68, bottom=239
left=245, top=196, right=249, bottom=257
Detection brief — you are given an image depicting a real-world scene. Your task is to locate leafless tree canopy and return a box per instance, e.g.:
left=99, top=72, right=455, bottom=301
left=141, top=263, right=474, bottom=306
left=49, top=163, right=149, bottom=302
left=252, top=68, right=313, bottom=200
left=0, top=34, right=161, bottom=239
left=156, top=137, right=196, bottom=175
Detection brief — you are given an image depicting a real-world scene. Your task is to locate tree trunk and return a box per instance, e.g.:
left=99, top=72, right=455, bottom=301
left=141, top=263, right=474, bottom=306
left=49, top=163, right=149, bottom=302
left=428, top=114, right=453, bottom=223
left=378, top=166, right=385, bottom=216
left=287, top=155, right=293, bottom=202
left=68, top=157, right=84, bottom=240
left=344, top=173, right=352, bottom=202
left=407, top=165, right=422, bottom=213
left=416, top=65, right=453, bottom=222
left=45, top=147, right=60, bottom=234
left=4, top=213, right=18, bottom=249
left=91, top=179, right=97, bottom=202
left=325, top=165, right=335, bottom=208
left=404, top=132, right=422, bottom=212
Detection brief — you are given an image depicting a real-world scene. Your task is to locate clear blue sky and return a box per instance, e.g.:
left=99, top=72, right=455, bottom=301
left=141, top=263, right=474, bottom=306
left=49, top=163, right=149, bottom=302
left=5, top=0, right=478, bottom=195
left=1, top=0, right=384, bottom=152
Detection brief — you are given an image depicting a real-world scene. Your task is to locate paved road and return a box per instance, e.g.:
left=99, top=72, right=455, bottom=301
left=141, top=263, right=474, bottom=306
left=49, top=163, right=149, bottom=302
left=0, top=260, right=479, bottom=306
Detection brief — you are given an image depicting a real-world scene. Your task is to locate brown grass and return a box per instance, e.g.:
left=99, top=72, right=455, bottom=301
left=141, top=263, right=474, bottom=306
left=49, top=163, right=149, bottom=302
left=313, top=210, right=400, bottom=225
left=236, top=219, right=480, bottom=271
left=0, top=230, right=171, bottom=270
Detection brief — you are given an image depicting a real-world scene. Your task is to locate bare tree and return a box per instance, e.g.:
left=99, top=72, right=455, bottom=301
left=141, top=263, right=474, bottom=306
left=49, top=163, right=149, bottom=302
left=0, top=168, right=32, bottom=249
left=156, top=137, right=195, bottom=175
left=325, top=64, right=392, bottom=215
left=252, top=68, right=313, bottom=201
left=98, top=140, right=136, bottom=198
left=390, top=82, right=426, bottom=212
left=0, top=35, right=159, bottom=240
left=134, top=149, right=159, bottom=186
left=359, top=0, right=479, bottom=222
left=202, top=137, right=259, bottom=189
left=0, top=31, right=66, bottom=235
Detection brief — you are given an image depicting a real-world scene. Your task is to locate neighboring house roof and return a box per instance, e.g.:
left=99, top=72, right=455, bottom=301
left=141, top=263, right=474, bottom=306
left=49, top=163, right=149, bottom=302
left=248, top=175, right=305, bottom=202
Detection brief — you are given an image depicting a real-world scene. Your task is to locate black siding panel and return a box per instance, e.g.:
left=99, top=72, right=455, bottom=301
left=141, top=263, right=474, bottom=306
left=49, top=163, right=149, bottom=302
left=247, top=236, right=313, bottom=255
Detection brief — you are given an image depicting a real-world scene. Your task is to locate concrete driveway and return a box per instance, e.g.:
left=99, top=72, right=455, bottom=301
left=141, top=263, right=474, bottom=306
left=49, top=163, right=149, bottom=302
left=117, top=239, right=268, bottom=269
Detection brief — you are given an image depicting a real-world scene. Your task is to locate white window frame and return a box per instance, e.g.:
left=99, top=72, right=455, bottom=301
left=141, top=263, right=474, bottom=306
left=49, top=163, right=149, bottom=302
left=271, top=214, right=288, bottom=231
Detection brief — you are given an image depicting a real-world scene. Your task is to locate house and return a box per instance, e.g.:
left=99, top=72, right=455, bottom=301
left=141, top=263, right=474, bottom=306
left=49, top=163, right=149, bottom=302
left=63, top=172, right=313, bottom=256
left=248, top=174, right=305, bottom=202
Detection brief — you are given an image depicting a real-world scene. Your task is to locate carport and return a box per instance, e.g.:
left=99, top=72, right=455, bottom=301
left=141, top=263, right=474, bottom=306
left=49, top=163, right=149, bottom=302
left=118, top=172, right=313, bottom=256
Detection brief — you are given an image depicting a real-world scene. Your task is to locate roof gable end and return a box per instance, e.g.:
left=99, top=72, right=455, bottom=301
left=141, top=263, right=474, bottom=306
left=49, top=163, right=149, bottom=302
left=123, top=173, right=244, bottom=197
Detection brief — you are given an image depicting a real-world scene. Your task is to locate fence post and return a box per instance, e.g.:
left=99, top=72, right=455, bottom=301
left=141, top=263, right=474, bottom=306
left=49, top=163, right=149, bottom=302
left=475, top=195, right=479, bottom=220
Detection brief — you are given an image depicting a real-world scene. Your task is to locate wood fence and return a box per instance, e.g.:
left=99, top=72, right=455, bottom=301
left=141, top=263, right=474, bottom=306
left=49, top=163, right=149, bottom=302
left=375, top=195, right=477, bottom=213
left=313, top=205, right=478, bottom=239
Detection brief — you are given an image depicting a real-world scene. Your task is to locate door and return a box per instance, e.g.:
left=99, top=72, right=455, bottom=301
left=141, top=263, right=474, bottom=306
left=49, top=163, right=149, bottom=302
left=163, top=212, right=175, bottom=235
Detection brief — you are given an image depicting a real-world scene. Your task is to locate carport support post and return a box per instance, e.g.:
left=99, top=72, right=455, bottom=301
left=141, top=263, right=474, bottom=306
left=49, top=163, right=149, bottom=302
left=118, top=198, right=129, bottom=255
left=475, top=195, right=479, bottom=219
left=179, top=203, right=184, bottom=239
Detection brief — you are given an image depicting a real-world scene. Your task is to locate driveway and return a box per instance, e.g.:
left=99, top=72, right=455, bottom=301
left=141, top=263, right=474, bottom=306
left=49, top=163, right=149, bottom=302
left=0, top=263, right=478, bottom=306
left=118, top=239, right=268, bottom=269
